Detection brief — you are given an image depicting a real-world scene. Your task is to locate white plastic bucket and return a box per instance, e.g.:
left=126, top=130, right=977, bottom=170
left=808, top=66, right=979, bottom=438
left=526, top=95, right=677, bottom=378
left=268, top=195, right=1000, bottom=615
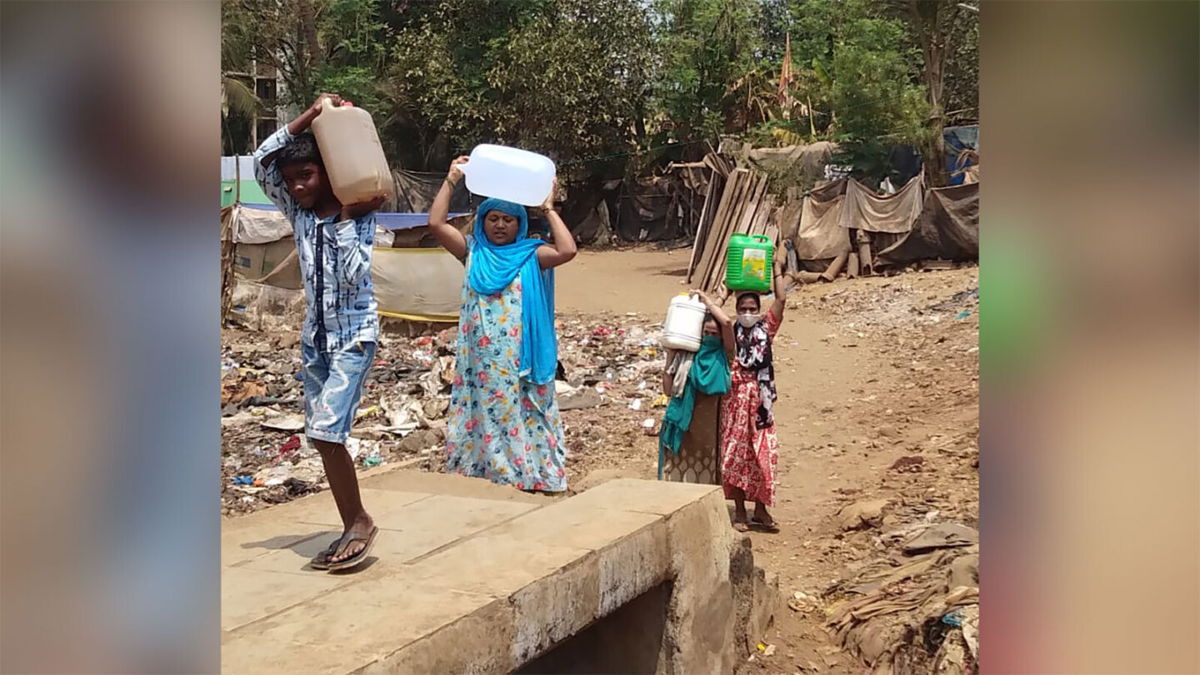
left=660, top=294, right=706, bottom=352
left=460, top=144, right=556, bottom=206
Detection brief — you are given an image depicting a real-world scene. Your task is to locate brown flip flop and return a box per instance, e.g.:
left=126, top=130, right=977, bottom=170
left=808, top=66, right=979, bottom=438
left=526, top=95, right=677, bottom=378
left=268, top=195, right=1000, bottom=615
left=325, top=527, right=379, bottom=572
left=750, top=517, right=781, bottom=533
left=309, top=535, right=345, bottom=570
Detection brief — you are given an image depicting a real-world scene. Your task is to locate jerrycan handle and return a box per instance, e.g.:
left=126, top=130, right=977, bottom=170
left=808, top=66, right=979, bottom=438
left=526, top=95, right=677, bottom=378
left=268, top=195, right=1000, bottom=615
left=752, top=235, right=770, bottom=244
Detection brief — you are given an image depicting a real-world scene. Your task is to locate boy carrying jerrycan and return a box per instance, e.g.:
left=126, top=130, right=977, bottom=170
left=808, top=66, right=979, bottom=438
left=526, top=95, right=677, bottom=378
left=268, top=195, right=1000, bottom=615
left=252, top=92, right=391, bottom=572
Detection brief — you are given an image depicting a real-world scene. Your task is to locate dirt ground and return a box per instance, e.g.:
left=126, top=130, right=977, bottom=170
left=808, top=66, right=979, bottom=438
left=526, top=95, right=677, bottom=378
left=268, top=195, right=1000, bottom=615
left=221, top=245, right=979, bottom=671
left=558, top=247, right=979, bottom=672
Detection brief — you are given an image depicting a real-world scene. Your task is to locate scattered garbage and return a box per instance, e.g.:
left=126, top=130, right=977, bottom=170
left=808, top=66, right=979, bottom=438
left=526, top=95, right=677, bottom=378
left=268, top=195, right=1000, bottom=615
left=221, top=312, right=673, bottom=515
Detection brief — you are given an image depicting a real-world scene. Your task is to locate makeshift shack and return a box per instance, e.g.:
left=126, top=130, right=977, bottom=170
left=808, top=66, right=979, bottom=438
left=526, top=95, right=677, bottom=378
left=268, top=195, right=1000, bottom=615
left=684, top=143, right=979, bottom=292
left=221, top=200, right=470, bottom=324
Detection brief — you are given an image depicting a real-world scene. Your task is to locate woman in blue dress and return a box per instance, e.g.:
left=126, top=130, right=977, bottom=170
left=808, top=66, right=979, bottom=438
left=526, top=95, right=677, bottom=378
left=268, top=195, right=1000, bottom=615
left=428, top=156, right=577, bottom=492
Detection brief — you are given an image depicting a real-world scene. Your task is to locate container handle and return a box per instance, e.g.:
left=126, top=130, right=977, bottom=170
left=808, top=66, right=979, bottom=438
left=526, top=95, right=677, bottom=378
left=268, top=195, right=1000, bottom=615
left=321, top=97, right=335, bottom=112
left=752, top=235, right=770, bottom=243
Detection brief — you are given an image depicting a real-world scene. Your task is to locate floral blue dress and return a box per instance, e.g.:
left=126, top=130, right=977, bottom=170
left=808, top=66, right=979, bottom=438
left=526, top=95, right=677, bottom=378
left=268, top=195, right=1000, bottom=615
left=445, top=250, right=568, bottom=492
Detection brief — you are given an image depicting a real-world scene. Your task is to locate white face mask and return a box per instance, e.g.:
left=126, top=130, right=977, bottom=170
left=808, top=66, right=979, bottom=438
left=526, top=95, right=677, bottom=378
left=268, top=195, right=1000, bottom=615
left=737, top=313, right=761, bottom=328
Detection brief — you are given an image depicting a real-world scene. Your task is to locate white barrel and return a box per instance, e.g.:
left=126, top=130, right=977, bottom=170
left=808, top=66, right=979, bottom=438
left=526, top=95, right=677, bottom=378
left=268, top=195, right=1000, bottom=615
left=460, top=144, right=556, bottom=206
left=660, top=294, right=706, bottom=352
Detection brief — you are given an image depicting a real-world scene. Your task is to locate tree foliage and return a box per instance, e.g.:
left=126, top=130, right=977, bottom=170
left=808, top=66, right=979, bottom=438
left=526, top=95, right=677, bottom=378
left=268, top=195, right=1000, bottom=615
left=220, top=0, right=978, bottom=186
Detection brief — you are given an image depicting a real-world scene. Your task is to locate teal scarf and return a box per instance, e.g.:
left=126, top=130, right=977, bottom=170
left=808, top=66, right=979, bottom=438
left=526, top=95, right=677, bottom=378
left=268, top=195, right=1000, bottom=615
left=467, top=198, right=557, bottom=385
left=658, top=335, right=731, bottom=479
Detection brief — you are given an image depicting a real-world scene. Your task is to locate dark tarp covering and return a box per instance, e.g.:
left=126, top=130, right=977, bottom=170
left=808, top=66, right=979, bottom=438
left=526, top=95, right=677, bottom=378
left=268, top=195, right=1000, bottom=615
left=874, top=183, right=979, bottom=268
left=944, top=125, right=979, bottom=186
left=615, top=177, right=676, bottom=242
left=391, top=169, right=476, bottom=213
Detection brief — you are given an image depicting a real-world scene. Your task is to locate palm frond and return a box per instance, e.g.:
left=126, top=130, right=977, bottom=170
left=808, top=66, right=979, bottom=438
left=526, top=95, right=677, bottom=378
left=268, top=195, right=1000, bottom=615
left=223, top=76, right=261, bottom=118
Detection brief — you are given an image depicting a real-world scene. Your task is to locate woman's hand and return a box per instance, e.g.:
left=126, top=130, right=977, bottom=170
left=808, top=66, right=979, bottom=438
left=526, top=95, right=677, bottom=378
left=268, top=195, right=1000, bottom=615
left=448, top=156, right=469, bottom=185
left=541, top=178, right=559, bottom=212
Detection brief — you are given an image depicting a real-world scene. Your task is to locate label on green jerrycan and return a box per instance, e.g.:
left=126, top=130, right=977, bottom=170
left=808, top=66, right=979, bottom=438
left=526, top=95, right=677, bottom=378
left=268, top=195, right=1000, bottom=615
left=742, top=248, right=767, bottom=286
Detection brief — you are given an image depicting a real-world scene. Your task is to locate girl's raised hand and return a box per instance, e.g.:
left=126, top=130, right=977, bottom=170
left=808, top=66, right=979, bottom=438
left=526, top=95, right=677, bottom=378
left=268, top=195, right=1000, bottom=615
left=448, top=156, right=470, bottom=183
left=542, top=178, right=559, bottom=212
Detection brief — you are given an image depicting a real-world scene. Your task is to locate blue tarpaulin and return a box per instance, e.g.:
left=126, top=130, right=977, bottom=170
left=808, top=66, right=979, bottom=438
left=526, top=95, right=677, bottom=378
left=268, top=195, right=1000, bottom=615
left=236, top=203, right=467, bottom=231
left=944, top=125, right=979, bottom=186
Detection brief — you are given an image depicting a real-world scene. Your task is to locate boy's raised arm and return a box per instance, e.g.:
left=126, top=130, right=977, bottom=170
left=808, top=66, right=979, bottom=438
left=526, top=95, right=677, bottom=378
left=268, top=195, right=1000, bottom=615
left=252, top=93, right=343, bottom=220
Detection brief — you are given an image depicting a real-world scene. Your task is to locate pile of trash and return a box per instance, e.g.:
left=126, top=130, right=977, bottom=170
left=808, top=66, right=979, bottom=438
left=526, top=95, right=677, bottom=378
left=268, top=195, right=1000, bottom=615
left=818, top=506, right=979, bottom=675
left=782, top=414, right=979, bottom=675
left=221, top=312, right=672, bottom=515
left=220, top=327, right=458, bottom=515
left=553, top=313, right=670, bottom=481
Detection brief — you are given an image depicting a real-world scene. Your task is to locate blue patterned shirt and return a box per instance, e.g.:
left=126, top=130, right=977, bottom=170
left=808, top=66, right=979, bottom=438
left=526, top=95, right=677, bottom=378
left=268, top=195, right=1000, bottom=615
left=253, top=125, right=379, bottom=351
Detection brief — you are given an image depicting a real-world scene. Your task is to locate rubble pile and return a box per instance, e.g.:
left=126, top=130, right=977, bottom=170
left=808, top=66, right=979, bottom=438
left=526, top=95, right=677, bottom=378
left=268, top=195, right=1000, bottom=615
left=806, top=412, right=979, bottom=673
left=220, top=327, right=457, bottom=515
left=221, top=313, right=672, bottom=515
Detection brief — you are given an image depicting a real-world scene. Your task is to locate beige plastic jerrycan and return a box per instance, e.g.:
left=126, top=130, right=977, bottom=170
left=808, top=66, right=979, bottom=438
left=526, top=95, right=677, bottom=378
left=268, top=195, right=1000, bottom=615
left=310, top=98, right=395, bottom=206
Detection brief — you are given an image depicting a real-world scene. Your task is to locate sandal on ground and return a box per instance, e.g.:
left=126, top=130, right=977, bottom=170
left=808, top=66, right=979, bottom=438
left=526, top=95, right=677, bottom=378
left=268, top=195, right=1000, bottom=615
left=309, top=536, right=345, bottom=570
left=325, top=527, right=379, bottom=572
left=750, top=517, right=781, bottom=533
left=732, top=517, right=751, bottom=533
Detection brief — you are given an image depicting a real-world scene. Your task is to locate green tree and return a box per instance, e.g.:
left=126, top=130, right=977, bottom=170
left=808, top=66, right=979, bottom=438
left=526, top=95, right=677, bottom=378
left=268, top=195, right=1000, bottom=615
left=883, top=0, right=973, bottom=186
left=821, top=1, right=930, bottom=180
left=221, top=0, right=260, bottom=154
left=943, top=5, right=978, bottom=125
left=489, top=0, right=655, bottom=180
left=651, top=0, right=763, bottom=150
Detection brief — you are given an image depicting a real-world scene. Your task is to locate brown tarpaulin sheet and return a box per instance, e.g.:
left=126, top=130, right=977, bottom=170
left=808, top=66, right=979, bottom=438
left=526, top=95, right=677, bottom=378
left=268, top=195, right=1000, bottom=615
left=874, top=183, right=979, bottom=267
left=391, top=169, right=473, bottom=213
left=794, top=178, right=851, bottom=261
left=838, top=173, right=924, bottom=233
left=721, top=138, right=840, bottom=184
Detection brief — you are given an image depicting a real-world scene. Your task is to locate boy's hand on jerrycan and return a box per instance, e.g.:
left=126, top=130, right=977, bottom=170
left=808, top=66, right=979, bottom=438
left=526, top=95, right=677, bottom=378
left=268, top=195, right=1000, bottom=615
left=340, top=195, right=385, bottom=222
left=310, top=93, right=343, bottom=114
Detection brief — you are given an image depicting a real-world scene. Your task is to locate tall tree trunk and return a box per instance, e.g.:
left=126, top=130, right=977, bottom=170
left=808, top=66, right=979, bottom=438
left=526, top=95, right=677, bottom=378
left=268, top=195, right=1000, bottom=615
left=923, top=39, right=947, bottom=187
left=297, top=0, right=322, bottom=101
left=912, top=1, right=960, bottom=188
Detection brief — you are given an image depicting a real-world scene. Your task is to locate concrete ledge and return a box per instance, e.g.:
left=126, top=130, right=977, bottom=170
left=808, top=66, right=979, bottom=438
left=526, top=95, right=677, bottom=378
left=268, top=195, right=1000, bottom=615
left=222, top=472, right=748, bottom=674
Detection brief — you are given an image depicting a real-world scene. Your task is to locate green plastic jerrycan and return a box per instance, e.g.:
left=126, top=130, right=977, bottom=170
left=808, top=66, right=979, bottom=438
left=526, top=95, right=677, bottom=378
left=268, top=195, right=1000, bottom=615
left=725, top=233, right=774, bottom=293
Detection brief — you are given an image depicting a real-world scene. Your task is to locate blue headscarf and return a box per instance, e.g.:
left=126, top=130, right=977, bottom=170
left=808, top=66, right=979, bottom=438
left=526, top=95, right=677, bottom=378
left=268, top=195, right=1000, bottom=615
left=467, top=198, right=557, bottom=384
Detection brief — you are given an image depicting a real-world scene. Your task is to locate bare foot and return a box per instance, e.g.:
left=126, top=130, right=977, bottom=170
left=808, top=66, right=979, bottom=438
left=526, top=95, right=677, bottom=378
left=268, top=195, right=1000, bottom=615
left=733, top=503, right=750, bottom=532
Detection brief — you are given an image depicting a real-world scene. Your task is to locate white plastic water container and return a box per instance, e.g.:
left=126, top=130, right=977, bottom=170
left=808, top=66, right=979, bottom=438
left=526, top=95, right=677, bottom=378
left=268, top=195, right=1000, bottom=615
left=660, top=294, right=707, bottom=352
left=460, top=144, right=556, bottom=206
left=310, top=99, right=396, bottom=205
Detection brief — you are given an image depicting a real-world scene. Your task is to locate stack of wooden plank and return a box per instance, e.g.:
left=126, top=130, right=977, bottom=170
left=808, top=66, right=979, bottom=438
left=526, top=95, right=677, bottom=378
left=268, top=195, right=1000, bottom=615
left=686, top=167, right=781, bottom=294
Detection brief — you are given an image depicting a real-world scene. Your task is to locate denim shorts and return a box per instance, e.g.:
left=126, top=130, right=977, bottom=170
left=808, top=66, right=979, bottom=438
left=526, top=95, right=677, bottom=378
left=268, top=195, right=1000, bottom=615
left=301, top=340, right=376, bottom=444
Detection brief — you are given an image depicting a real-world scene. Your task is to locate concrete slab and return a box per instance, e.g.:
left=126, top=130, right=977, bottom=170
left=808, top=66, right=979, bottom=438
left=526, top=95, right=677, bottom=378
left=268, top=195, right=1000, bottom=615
left=360, top=468, right=549, bottom=504
left=221, top=565, right=350, bottom=633
left=222, top=472, right=748, bottom=674
left=223, top=575, right=500, bottom=675
left=565, top=478, right=722, bottom=516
